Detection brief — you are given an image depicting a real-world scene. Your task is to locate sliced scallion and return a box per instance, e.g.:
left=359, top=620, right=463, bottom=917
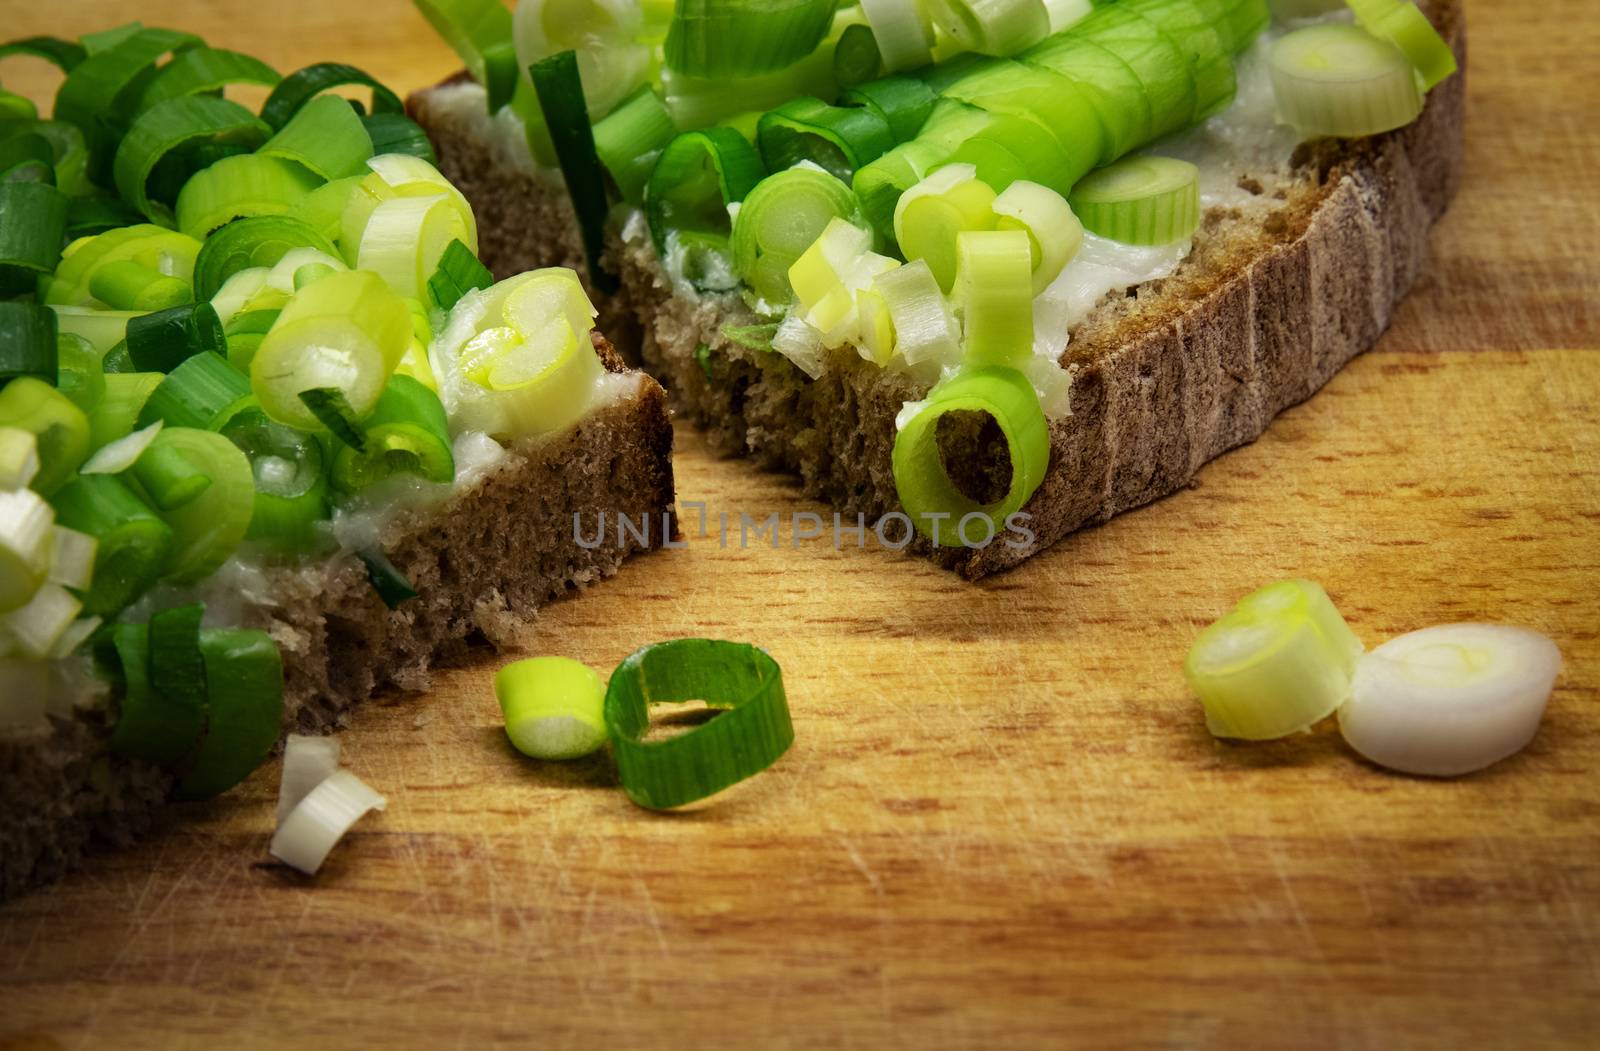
left=991, top=179, right=1083, bottom=294
left=86, top=260, right=193, bottom=312
left=0, top=427, right=40, bottom=492
left=665, top=0, right=839, bottom=79
left=331, top=375, right=454, bottom=493
left=0, top=302, right=61, bottom=389
left=926, top=0, right=1051, bottom=57
left=497, top=655, right=609, bottom=760
left=88, top=372, right=163, bottom=450
left=1268, top=22, right=1423, bottom=138
left=52, top=27, right=200, bottom=184
left=260, top=63, right=403, bottom=131
left=732, top=167, right=862, bottom=307
left=0, top=35, right=87, bottom=74
left=834, top=24, right=885, bottom=90
left=872, top=258, right=962, bottom=372
left=133, top=47, right=281, bottom=113
left=106, top=620, right=202, bottom=762
left=192, top=215, right=339, bottom=303
left=174, top=153, right=323, bottom=241
left=1069, top=155, right=1199, bottom=246
left=126, top=301, right=227, bottom=374
left=840, top=76, right=938, bottom=143
left=859, top=0, right=936, bottom=72
left=269, top=768, right=387, bottom=875
left=176, top=627, right=284, bottom=799
left=140, top=426, right=254, bottom=582
left=361, top=113, right=439, bottom=164
left=644, top=127, right=766, bottom=267
left=220, top=408, right=329, bottom=555
left=258, top=94, right=375, bottom=182
left=0, top=182, right=69, bottom=295
left=1347, top=0, right=1456, bottom=91
left=137, top=350, right=253, bottom=432
left=592, top=85, right=677, bottom=206
left=0, top=376, right=89, bottom=495
left=51, top=474, right=171, bottom=616
left=894, top=164, right=998, bottom=294
left=412, top=0, right=520, bottom=113
left=112, top=96, right=272, bottom=225
left=954, top=229, right=1034, bottom=369
left=426, top=238, right=494, bottom=313
left=757, top=96, right=895, bottom=183
left=0, top=487, right=53, bottom=613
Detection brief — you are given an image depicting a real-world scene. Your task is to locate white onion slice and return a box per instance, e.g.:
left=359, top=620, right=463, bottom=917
left=270, top=769, right=387, bottom=875
left=1339, top=624, right=1562, bottom=776
left=81, top=420, right=163, bottom=475
left=47, top=526, right=98, bottom=590
left=276, top=733, right=342, bottom=827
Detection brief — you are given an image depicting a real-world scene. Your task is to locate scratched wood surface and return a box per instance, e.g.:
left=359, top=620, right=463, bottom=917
left=2, top=2, right=1598, bottom=1048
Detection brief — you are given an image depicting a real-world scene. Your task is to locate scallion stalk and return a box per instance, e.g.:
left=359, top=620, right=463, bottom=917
left=176, top=627, right=284, bottom=798
left=174, top=153, right=323, bottom=241
left=411, top=0, right=520, bottom=113
left=531, top=50, right=618, bottom=294
left=133, top=47, right=281, bottom=113
left=644, top=127, right=766, bottom=274
left=732, top=167, right=862, bottom=306
left=954, top=229, right=1034, bottom=368
left=112, top=96, right=272, bottom=225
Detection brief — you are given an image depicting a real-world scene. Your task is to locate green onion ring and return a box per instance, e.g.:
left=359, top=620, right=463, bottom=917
left=112, top=96, right=271, bottom=224
left=259, top=62, right=403, bottom=131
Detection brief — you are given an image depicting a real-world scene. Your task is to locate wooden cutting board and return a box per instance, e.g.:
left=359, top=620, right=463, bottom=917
left=2, top=2, right=1596, bottom=1048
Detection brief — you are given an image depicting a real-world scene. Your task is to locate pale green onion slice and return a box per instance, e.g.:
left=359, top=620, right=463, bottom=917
left=355, top=193, right=474, bottom=301
left=1340, top=624, right=1561, bottom=777
left=252, top=270, right=412, bottom=431
left=872, top=259, right=962, bottom=372
left=81, top=420, right=164, bottom=476
left=0, top=427, right=40, bottom=492
left=512, top=0, right=651, bottom=117
left=1346, top=0, right=1456, bottom=91
left=665, top=0, right=838, bottom=80
left=1184, top=579, right=1363, bottom=740
left=1268, top=23, right=1423, bottom=138
left=894, top=164, right=998, bottom=294
left=892, top=366, right=1049, bottom=546
left=52, top=307, right=139, bottom=355
left=0, top=582, right=82, bottom=659
left=270, top=768, right=387, bottom=876
left=47, top=526, right=98, bottom=591
left=340, top=155, right=478, bottom=270
left=0, top=487, right=54, bottom=612
left=732, top=167, right=862, bottom=307
left=496, top=655, right=609, bottom=760
left=145, top=427, right=255, bottom=582
left=860, top=0, right=936, bottom=72
left=927, top=0, right=1051, bottom=57
left=992, top=180, right=1084, bottom=295
left=276, top=733, right=341, bottom=828
left=789, top=217, right=872, bottom=333
left=1069, top=156, right=1199, bottom=246
left=175, top=154, right=323, bottom=241
left=411, top=0, right=520, bottom=112
left=770, top=314, right=827, bottom=379
left=955, top=229, right=1034, bottom=369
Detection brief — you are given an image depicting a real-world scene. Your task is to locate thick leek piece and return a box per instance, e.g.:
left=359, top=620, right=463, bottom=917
left=0, top=377, right=90, bottom=496
left=757, top=96, right=896, bottom=183
left=891, top=366, right=1049, bottom=546
left=1269, top=22, right=1423, bottom=138
left=140, top=427, right=254, bottom=582
left=106, top=621, right=203, bottom=763
left=125, top=302, right=227, bottom=374
left=259, top=94, right=374, bottom=182
left=45, top=224, right=201, bottom=309
left=954, top=229, right=1033, bottom=369
left=113, top=97, right=271, bottom=225
left=496, top=655, right=609, bottom=760
left=1069, top=156, right=1199, bottom=245
left=531, top=50, right=617, bottom=294
left=894, top=164, right=997, bottom=294
left=939, top=62, right=1105, bottom=191
left=1347, top=0, right=1456, bottom=91
left=192, top=215, right=339, bottom=303
left=260, top=63, right=403, bottom=130
left=1068, top=5, right=1195, bottom=142
left=1184, top=579, right=1363, bottom=740
left=175, top=153, right=323, bottom=241
left=219, top=408, right=328, bottom=554
left=412, top=0, right=520, bottom=112
left=269, top=768, right=387, bottom=875
left=176, top=627, right=284, bottom=799
left=992, top=179, right=1083, bottom=294
left=0, top=182, right=68, bottom=295
left=0, top=303, right=60, bottom=388
left=137, top=351, right=253, bottom=431
left=859, top=0, right=936, bottom=73
left=840, top=76, right=938, bottom=143
left=593, top=86, right=677, bottom=206
left=927, top=0, right=1051, bottom=56
left=134, top=47, right=280, bottom=112
left=331, top=375, right=454, bottom=493
left=426, top=238, right=494, bottom=312
left=1340, top=624, right=1562, bottom=777
left=605, top=639, right=793, bottom=810
left=732, top=167, right=861, bottom=306
left=665, top=0, right=839, bottom=79
left=252, top=269, right=411, bottom=431
left=645, top=127, right=766, bottom=265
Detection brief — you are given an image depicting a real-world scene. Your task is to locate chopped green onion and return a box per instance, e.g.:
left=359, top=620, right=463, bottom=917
left=1268, top=0, right=1344, bottom=16
left=1, top=580, right=83, bottom=659
left=0, top=35, right=87, bottom=73
left=954, top=229, right=1033, bottom=368
left=1069, top=155, right=1199, bottom=245
left=834, top=24, right=885, bottom=89
left=298, top=387, right=367, bottom=450
left=1347, top=0, right=1456, bottom=91
left=81, top=419, right=163, bottom=475
left=0, top=376, right=89, bottom=495
left=52, top=27, right=200, bottom=184
left=360, top=113, right=438, bottom=164
left=412, top=0, right=520, bottom=113
left=426, top=238, right=494, bottom=312
left=113, top=96, right=271, bottom=224
left=851, top=99, right=992, bottom=246
left=0, top=302, right=61, bottom=388
left=358, top=548, right=418, bottom=608
left=872, top=257, right=962, bottom=370
left=137, top=349, right=253, bottom=433
left=140, top=426, right=255, bottom=582
left=53, top=306, right=136, bottom=356
left=927, top=0, right=1051, bottom=56
left=1268, top=22, right=1423, bottom=138
left=0, top=427, right=40, bottom=492
left=87, top=260, right=193, bottom=312
left=219, top=408, right=328, bottom=555
left=47, top=524, right=97, bottom=591
left=55, top=332, right=105, bottom=417
left=176, top=627, right=285, bottom=799
left=291, top=175, right=363, bottom=244
left=531, top=50, right=618, bottom=294
left=64, top=195, right=145, bottom=239
left=260, top=63, right=403, bottom=131
left=1185, top=579, right=1363, bottom=740
left=1124, top=0, right=1237, bottom=121
left=605, top=639, right=794, bottom=810
left=894, top=163, right=997, bottom=294
left=1070, top=5, right=1195, bottom=142
left=645, top=127, right=766, bottom=264
left=147, top=601, right=208, bottom=748
left=88, top=371, right=162, bottom=449
left=0, top=182, right=68, bottom=294
left=1341, top=624, right=1561, bottom=777
left=941, top=59, right=1106, bottom=189
left=106, top=620, right=203, bottom=763
left=787, top=216, right=895, bottom=347
left=331, top=375, right=453, bottom=493
left=174, top=153, right=322, bottom=241
left=45, top=223, right=201, bottom=308
left=341, top=155, right=477, bottom=299
left=259, top=94, right=375, bottom=182
left=991, top=179, right=1082, bottom=294
left=512, top=0, right=652, bottom=119
left=133, top=47, right=280, bottom=113
left=275, top=733, right=341, bottom=827
left=757, top=96, right=895, bottom=184
left=192, top=215, right=339, bottom=303
left=592, top=85, right=677, bottom=206
left=721, top=322, right=780, bottom=351
left=840, top=76, right=938, bottom=143
left=732, top=167, right=862, bottom=307
left=858, top=0, right=936, bottom=72
left=51, top=474, right=171, bottom=615
left=0, top=132, right=56, bottom=185
left=496, top=655, right=609, bottom=760
left=0, top=487, right=53, bottom=612
left=892, top=365, right=1049, bottom=545
left=269, top=767, right=387, bottom=875
left=126, top=301, right=227, bottom=374
left=0, top=89, right=37, bottom=124
left=665, top=0, right=839, bottom=79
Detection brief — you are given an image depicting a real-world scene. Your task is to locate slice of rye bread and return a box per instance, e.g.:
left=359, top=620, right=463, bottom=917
left=0, top=340, right=676, bottom=899
left=412, top=1, right=1466, bottom=579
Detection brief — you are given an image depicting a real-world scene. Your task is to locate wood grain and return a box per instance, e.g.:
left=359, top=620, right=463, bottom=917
left=2, top=1, right=1598, bottom=1048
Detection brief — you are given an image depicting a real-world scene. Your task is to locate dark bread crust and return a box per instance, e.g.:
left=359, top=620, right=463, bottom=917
left=413, top=3, right=1465, bottom=580
left=0, top=343, right=676, bottom=899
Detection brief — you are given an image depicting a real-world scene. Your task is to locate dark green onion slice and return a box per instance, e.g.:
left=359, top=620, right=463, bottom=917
left=86, top=260, right=192, bottom=312
left=0, top=302, right=60, bottom=388
left=52, top=27, right=201, bottom=184
left=645, top=127, right=766, bottom=258
left=137, top=349, right=253, bottom=432
left=106, top=621, right=204, bottom=764
left=79, top=23, right=144, bottom=56
left=55, top=332, right=106, bottom=415
left=141, top=426, right=255, bottom=582
left=148, top=602, right=208, bottom=752
left=425, top=237, right=493, bottom=312
left=132, top=440, right=213, bottom=510
left=359, top=548, right=418, bottom=609
left=756, top=96, right=896, bottom=183
left=220, top=408, right=329, bottom=555
left=259, top=62, right=403, bottom=131
left=360, top=112, right=437, bottom=164
left=258, top=94, right=374, bottom=181
left=331, top=375, right=453, bottom=493
left=25, top=120, right=92, bottom=195
left=840, top=76, right=938, bottom=143
left=52, top=475, right=171, bottom=615
left=112, top=96, right=272, bottom=224
left=175, top=628, right=284, bottom=799
left=834, top=23, right=884, bottom=89
left=0, top=375, right=89, bottom=495
left=604, top=638, right=794, bottom=810
left=298, top=388, right=367, bottom=451
left=0, top=181, right=68, bottom=295
left=0, top=133, right=56, bottom=184
left=592, top=85, right=677, bottom=206
left=531, top=50, right=617, bottom=294
left=0, top=35, right=88, bottom=73
left=126, top=301, right=227, bottom=374
left=223, top=308, right=280, bottom=371
left=412, top=0, right=520, bottom=113
left=0, top=89, right=37, bottom=124
left=133, top=47, right=281, bottom=113
left=192, top=214, right=339, bottom=302
left=66, top=195, right=145, bottom=239
left=665, top=0, right=838, bottom=79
